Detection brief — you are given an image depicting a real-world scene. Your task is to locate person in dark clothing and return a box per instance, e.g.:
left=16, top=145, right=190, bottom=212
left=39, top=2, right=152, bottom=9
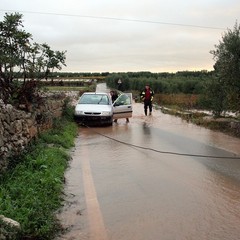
left=110, top=90, right=118, bottom=103
left=140, top=84, right=154, bottom=116
left=110, top=90, right=129, bottom=123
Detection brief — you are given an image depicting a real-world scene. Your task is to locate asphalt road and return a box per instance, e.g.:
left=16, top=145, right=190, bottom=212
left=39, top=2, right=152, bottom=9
left=57, top=101, right=240, bottom=240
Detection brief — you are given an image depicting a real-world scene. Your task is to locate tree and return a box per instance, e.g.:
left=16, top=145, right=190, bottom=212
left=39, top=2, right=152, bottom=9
left=0, top=13, right=66, bottom=107
left=210, top=22, right=240, bottom=114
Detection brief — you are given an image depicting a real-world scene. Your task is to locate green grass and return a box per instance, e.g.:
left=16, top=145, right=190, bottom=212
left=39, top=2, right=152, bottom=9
left=44, top=86, right=85, bottom=91
left=43, top=83, right=97, bottom=92
left=0, top=117, right=78, bottom=239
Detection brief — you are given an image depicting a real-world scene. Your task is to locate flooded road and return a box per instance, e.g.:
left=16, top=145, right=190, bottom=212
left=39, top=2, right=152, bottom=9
left=57, top=100, right=240, bottom=240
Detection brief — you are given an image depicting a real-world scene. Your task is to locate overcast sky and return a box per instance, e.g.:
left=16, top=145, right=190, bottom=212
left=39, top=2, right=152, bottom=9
left=0, top=0, right=239, bottom=73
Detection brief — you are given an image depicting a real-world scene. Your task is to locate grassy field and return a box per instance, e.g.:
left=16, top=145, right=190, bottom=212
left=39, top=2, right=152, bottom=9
left=154, top=93, right=199, bottom=109
left=44, top=86, right=85, bottom=91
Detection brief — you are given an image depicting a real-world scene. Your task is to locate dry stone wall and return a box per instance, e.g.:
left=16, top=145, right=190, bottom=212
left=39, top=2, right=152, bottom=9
left=0, top=97, right=65, bottom=173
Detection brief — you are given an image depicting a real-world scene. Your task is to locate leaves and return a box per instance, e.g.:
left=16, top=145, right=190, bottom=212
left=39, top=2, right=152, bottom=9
left=210, top=21, right=240, bottom=114
left=0, top=12, right=66, bottom=105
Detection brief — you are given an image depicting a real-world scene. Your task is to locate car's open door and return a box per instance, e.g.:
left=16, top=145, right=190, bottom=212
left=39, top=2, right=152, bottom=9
left=113, top=93, right=133, bottom=119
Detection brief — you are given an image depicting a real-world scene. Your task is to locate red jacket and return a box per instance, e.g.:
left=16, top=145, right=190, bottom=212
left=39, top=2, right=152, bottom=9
left=140, top=88, right=154, bottom=102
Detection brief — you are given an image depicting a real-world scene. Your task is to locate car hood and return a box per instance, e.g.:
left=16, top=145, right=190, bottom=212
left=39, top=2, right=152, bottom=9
left=75, top=104, right=113, bottom=112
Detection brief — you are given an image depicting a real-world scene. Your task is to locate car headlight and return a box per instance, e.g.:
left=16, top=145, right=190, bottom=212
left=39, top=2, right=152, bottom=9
left=102, top=111, right=111, bottom=116
left=75, top=110, right=84, bottom=115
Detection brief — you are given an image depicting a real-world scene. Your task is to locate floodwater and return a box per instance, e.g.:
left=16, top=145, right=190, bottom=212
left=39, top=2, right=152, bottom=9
left=56, top=87, right=240, bottom=240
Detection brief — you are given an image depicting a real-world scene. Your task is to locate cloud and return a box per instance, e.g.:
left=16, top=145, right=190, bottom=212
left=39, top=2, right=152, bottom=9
left=0, top=0, right=239, bottom=72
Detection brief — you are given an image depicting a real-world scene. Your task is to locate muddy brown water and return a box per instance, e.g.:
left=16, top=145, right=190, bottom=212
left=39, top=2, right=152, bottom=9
left=56, top=88, right=240, bottom=240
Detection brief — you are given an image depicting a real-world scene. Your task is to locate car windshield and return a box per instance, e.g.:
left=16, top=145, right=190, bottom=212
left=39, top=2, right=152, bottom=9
left=79, top=94, right=110, bottom=105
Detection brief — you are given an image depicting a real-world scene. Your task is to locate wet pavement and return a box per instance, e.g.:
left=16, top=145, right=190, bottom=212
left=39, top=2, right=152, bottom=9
left=56, top=93, right=240, bottom=240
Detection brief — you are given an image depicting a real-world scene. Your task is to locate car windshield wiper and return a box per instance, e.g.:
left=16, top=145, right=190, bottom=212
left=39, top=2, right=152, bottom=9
left=97, top=96, right=104, bottom=104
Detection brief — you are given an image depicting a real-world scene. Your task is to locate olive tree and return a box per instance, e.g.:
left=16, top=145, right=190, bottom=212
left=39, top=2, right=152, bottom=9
left=0, top=12, right=66, bottom=107
left=209, top=22, right=240, bottom=115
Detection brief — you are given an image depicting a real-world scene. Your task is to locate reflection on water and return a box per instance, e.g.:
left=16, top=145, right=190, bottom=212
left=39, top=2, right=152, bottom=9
left=142, top=122, right=151, bottom=136
left=57, top=97, right=240, bottom=240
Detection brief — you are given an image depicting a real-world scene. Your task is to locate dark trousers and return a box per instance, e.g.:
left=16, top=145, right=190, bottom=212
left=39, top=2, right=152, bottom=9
left=144, top=100, right=152, bottom=115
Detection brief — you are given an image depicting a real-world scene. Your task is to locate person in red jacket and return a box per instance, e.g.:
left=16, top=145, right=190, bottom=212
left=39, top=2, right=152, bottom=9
left=140, top=84, right=154, bottom=116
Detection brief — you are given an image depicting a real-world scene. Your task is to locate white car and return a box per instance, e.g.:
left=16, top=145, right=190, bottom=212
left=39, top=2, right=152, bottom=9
left=74, top=92, right=132, bottom=126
